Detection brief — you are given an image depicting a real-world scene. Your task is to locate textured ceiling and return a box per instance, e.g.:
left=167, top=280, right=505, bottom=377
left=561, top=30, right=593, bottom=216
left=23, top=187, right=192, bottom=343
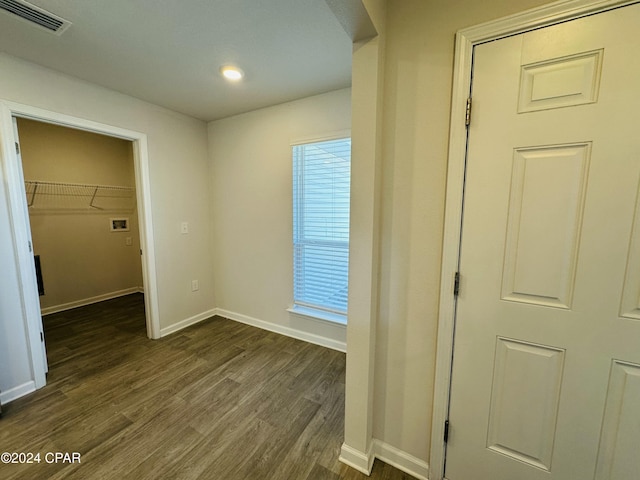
left=0, top=0, right=356, bottom=121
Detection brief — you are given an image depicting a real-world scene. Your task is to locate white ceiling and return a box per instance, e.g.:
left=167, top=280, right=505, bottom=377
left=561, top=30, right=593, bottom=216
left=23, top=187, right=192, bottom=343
left=0, top=0, right=358, bottom=121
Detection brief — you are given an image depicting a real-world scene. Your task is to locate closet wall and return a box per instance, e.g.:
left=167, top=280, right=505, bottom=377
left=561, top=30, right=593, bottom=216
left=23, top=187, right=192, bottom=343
left=18, top=118, right=143, bottom=313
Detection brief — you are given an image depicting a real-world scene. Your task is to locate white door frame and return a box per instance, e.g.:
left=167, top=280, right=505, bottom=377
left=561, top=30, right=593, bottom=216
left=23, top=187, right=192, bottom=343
left=0, top=101, right=161, bottom=389
left=429, top=1, right=639, bottom=478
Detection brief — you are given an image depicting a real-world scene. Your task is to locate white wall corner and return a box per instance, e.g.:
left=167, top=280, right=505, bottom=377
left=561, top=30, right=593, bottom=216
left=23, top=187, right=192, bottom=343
left=339, top=441, right=375, bottom=475
left=342, top=1, right=386, bottom=467
left=373, top=440, right=430, bottom=480
left=159, top=309, right=217, bottom=337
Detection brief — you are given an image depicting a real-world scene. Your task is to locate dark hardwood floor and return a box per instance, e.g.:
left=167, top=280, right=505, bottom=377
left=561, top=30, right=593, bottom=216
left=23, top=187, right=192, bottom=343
left=0, top=294, right=416, bottom=480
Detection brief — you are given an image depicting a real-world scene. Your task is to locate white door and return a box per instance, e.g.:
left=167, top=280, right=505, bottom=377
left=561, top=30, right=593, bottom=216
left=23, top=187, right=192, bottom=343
left=12, top=117, right=48, bottom=374
left=447, top=4, right=640, bottom=480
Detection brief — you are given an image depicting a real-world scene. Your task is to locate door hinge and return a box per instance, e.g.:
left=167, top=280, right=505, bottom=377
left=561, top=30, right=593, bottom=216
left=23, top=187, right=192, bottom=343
left=15, top=142, right=20, bottom=154
left=454, top=272, right=461, bottom=296
left=465, top=97, right=472, bottom=127
left=444, top=420, right=450, bottom=443
left=40, top=331, right=44, bottom=342
left=28, top=241, right=32, bottom=252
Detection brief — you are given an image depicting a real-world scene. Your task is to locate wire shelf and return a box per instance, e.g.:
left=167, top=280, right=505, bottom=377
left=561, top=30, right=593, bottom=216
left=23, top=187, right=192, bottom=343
left=24, top=180, right=136, bottom=212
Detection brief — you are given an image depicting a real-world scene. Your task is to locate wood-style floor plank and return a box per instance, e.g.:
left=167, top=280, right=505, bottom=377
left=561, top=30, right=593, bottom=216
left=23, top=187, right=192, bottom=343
left=0, top=294, right=417, bottom=480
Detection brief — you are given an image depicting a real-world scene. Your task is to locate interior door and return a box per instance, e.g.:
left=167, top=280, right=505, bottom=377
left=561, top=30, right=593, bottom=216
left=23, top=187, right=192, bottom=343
left=446, top=4, right=640, bottom=479
left=12, top=116, right=48, bottom=374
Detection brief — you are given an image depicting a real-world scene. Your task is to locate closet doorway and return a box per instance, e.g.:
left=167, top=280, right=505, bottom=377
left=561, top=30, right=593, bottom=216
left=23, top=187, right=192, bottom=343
left=1, top=103, right=160, bottom=391
left=18, top=118, right=145, bottom=321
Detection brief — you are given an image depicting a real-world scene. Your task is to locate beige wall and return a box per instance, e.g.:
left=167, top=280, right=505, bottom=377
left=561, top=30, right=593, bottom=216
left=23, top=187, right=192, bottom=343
left=372, top=0, right=556, bottom=464
left=18, top=119, right=143, bottom=311
left=208, top=88, right=351, bottom=346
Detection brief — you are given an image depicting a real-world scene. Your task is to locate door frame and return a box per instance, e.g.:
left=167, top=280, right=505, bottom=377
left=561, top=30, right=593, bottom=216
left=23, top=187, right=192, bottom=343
left=0, top=101, right=161, bottom=390
left=430, top=0, right=639, bottom=478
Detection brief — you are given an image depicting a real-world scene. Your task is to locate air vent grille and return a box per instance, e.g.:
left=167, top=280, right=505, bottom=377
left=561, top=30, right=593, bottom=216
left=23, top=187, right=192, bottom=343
left=0, top=0, right=70, bottom=34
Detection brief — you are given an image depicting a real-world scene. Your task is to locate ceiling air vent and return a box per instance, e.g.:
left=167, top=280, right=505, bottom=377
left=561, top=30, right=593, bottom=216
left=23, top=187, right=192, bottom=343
left=0, top=0, right=71, bottom=35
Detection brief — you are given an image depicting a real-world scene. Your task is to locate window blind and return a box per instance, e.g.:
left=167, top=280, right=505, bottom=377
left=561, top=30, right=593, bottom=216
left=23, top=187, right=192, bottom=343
left=293, top=138, right=351, bottom=316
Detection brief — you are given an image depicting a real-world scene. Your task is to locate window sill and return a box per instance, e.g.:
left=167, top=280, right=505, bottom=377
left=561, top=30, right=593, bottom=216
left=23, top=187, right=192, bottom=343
left=287, top=305, right=347, bottom=326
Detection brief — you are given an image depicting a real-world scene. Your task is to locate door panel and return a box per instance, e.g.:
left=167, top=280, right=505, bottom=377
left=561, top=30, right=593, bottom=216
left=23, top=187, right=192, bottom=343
left=502, top=143, right=590, bottom=308
left=595, top=360, right=640, bottom=479
left=446, top=4, right=640, bottom=479
left=486, top=338, right=565, bottom=471
left=518, top=49, right=604, bottom=113
left=620, top=183, right=640, bottom=320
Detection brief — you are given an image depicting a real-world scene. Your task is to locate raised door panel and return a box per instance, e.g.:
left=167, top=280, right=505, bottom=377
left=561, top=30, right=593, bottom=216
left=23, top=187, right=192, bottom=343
left=518, top=50, right=603, bottom=113
left=501, top=143, right=590, bottom=308
left=619, top=181, right=640, bottom=320
left=594, top=361, right=640, bottom=479
left=486, top=337, right=565, bottom=471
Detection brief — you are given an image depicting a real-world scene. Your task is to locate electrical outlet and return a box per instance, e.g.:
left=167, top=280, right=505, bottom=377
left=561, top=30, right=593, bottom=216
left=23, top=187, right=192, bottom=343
left=181, top=222, right=189, bottom=234
left=191, top=280, right=199, bottom=291
left=125, top=236, right=133, bottom=246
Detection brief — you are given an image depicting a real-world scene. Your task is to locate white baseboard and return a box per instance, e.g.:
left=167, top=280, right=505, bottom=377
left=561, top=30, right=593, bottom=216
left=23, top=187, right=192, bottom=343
left=0, top=381, right=36, bottom=405
left=339, top=442, right=375, bottom=475
left=159, top=309, right=217, bottom=337
left=41, top=287, right=144, bottom=315
left=374, top=440, right=430, bottom=480
left=215, top=308, right=347, bottom=352
left=339, top=440, right=430, bottom=479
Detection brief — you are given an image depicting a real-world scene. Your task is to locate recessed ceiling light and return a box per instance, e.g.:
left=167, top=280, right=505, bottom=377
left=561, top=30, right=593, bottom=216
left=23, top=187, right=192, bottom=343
left=220, top=65, right=244, bottom=81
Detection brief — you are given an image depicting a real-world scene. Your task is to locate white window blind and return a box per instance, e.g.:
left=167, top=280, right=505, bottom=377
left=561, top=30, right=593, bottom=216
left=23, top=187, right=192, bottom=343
left=293, top=137, right=351, bottom=317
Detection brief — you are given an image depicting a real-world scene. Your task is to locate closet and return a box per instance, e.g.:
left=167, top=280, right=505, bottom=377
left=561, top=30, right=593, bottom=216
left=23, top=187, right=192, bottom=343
left=17, top=118, right=143, bottom=315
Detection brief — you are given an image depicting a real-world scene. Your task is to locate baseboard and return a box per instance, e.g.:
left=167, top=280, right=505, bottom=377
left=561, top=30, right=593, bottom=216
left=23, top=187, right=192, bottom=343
left=159, top=309, right=217, bottom=337
left=339, top=442, right=375, bottom=475
left=0, top=381, right=36, bottom=405
left=374, top=440, right=430, bottom=480
left=215, top=308, right=347, bottom=352
left=41, top=287, right=144, bottom=315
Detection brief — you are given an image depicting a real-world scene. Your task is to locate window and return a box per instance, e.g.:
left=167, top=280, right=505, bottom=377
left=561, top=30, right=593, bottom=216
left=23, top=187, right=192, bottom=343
left=292, top=137, right=351, bottom=321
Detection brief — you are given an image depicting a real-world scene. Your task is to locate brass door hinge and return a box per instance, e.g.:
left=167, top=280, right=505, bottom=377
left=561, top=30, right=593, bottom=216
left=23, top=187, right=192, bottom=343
left=465, top=98, right=472, bottom=127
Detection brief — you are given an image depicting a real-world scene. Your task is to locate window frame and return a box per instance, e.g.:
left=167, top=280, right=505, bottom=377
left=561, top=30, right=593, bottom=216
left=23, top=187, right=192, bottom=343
left=289, top=132, right=351, bottom=324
